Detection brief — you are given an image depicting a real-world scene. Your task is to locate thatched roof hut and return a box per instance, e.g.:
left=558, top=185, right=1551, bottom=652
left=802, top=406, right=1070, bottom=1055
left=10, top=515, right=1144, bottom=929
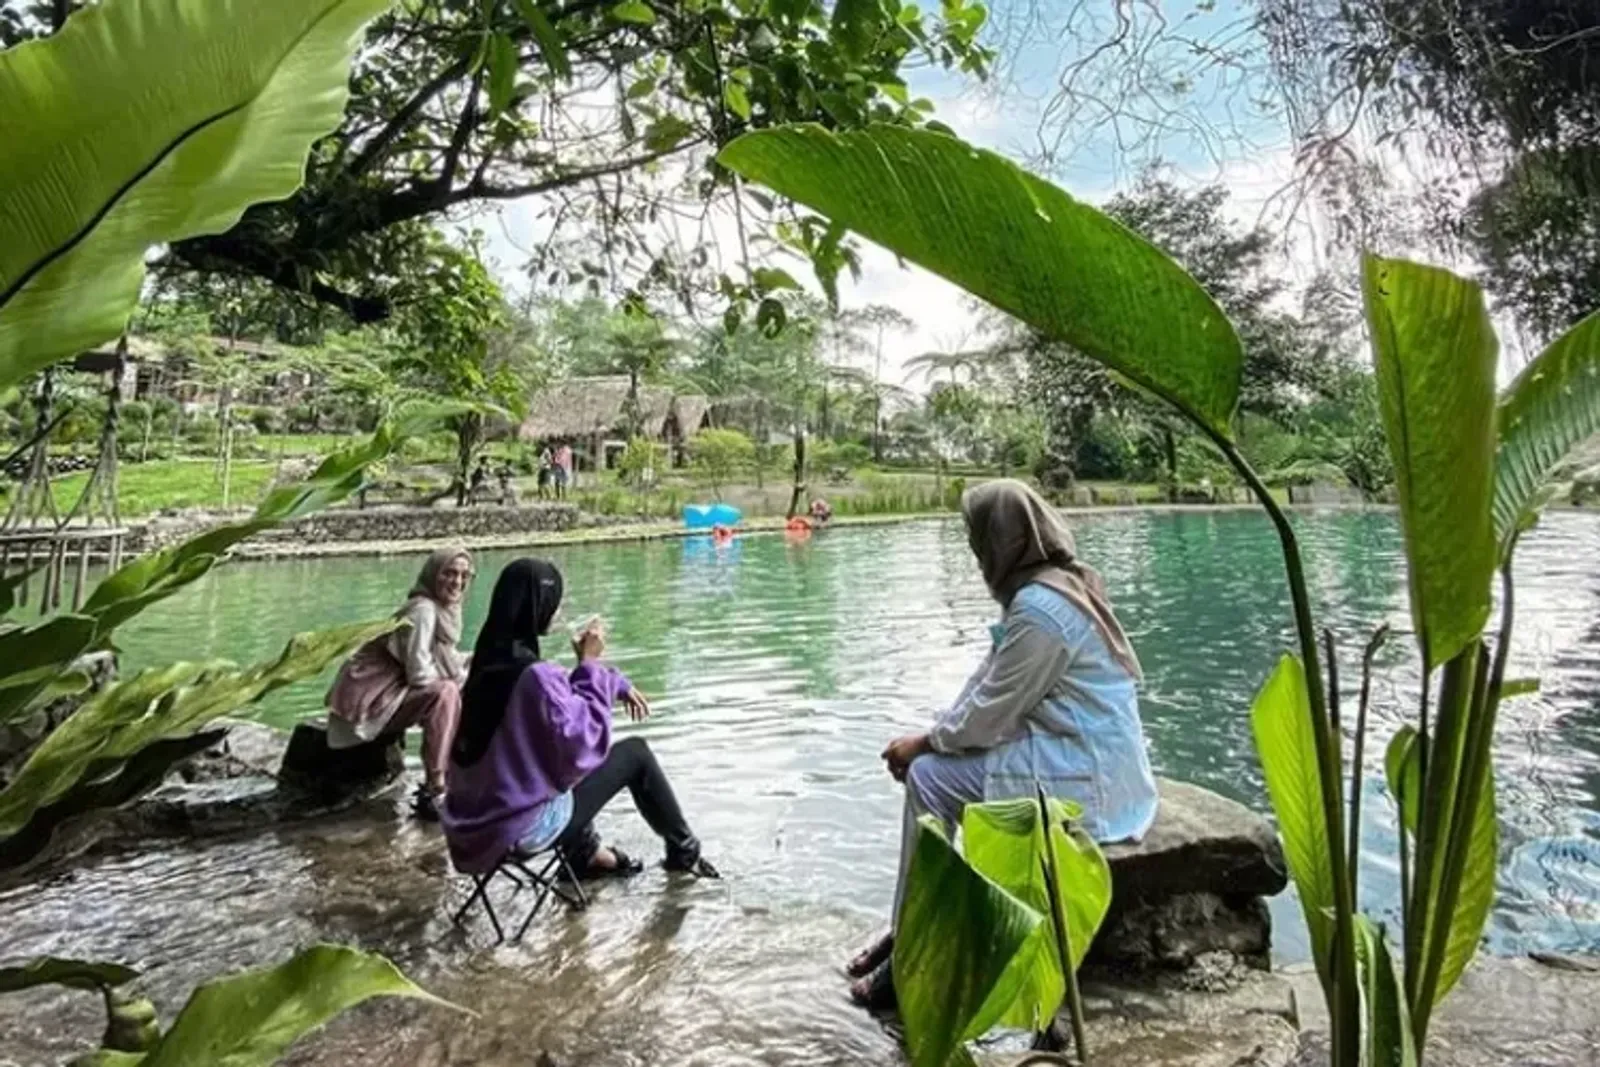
left=518, top=376, right=709, bottom=444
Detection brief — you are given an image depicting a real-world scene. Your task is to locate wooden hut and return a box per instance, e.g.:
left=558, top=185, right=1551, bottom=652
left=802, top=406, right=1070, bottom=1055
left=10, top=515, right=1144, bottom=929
left=517, top=376, right=710, bottom=469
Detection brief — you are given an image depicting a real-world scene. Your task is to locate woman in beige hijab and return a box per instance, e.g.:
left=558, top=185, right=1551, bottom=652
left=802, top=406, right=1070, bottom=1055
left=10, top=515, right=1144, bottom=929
left=327, top=546, right=475, bottom=820
left=848, top=480, right=1160, bottom=1007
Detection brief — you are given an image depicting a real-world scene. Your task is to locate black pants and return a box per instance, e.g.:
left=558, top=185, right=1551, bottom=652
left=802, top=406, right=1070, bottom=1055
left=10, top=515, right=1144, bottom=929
left=556, top=737, right=699, bottom=867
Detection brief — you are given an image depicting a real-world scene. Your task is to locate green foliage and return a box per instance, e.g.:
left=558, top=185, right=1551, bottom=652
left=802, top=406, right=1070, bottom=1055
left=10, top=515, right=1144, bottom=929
left=0, top=958, right=138, bottom=994
left=119, top=0, right=992, bottom=323
left=1492, top=306, right=1600, bottom=549
left=893, top=817, right=1045, bottom=1067
left=1250, top=654, right=1336, bottom=985
left=0, top=0, right=392, bottom=390
left=689, top=427, right=756, bottom=498
left=0, top=618, right=397, bottom=845
left=722, top=124, right=1600, bottom=1066
left=1362, top=256, right=1498, bottom=670
left=615, top=436, right=665, bottom=488
left=719, top=126, right=1244, bottom=436
left=135, top=945, right=454, bottom=1066
left=961, top=798, right=1111, bottom=1030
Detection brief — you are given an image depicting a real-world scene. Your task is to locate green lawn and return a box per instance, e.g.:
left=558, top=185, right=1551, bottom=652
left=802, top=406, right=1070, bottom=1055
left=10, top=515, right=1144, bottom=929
left=30, top=459, right=280, bottom=518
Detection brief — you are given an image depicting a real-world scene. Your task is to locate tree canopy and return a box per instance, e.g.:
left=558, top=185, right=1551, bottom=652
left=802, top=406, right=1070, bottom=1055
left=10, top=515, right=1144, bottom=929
left=9, top=0, right=991, bottom=324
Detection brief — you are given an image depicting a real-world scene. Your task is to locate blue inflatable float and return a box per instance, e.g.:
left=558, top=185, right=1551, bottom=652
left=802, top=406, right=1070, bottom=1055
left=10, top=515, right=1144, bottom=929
left=683, top=503, right=742, bottom=529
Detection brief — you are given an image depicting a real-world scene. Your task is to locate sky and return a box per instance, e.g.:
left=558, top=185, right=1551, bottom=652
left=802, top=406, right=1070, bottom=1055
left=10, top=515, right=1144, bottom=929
left=465, top=0, right=1486, bottom=388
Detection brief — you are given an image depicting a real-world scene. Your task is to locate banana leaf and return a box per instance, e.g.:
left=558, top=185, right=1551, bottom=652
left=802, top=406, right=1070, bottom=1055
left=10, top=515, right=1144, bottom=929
left=0, top=0, right=393, bottom=388
left=718, top=125, right=1243, bottom=437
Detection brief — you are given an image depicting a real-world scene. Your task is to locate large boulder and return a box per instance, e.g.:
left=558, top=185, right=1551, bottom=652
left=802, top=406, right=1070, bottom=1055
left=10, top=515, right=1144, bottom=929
left=278, top=719, right=405, bottom=798
left=1089, top=779, right=1287, bottom=971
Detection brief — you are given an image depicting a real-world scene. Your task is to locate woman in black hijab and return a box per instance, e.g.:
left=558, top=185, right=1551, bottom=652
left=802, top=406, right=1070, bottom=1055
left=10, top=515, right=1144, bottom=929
left=442, top=558, right=718, bottom=880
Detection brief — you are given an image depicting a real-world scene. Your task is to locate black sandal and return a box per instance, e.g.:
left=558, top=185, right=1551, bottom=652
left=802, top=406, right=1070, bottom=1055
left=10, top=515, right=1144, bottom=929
left=568, top=846, right=645, bottom=882
left=849, top=958, right=897, bottom=1012
left=663, top=844, right=722, bottom=879
left=846, top=932, right=894, bottom=979
left=410, top=786, right=442, bottom=823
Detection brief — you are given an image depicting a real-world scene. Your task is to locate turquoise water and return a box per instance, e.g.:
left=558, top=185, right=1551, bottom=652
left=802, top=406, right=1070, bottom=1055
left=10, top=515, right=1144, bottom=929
left=109, top=508, right=1600, bottom=958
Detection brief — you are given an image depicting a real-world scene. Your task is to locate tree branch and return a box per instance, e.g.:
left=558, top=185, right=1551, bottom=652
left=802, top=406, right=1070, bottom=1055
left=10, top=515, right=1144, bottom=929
left=343, top=54, right=474, bottom=181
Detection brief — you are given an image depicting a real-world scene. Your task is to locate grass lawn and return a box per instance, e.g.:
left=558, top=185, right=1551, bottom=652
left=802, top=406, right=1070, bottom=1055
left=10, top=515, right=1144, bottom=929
left=29, top=459, right=280, bottom=518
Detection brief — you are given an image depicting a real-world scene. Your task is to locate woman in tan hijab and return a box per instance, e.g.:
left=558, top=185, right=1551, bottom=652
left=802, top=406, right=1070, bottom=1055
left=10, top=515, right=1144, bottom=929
left=327, top=546, right=475, bottom=820
left=848, top=480, right=1160, bottom=1007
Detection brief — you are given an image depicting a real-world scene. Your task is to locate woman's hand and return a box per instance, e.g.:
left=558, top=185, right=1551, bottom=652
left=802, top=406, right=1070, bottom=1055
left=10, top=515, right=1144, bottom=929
left=619, top=688, right=652, bottom=722
left=573, top=628, right=606, bottom=663
left=881, top=732, right=932, bottom=782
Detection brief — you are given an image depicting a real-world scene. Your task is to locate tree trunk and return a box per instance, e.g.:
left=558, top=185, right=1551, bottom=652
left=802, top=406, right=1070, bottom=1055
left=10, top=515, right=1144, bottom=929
left=787, top=423, right=807, bottom=520
left=454, top=413, right=481, bottom=507
left=753, top=403, right=766, bottom=490
left=1163, top=424, right=1178, bottom=501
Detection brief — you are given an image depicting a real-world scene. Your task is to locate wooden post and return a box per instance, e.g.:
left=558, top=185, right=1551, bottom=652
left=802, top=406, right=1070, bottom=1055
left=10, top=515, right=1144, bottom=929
left=110, top=531, right=123, bottom=572
left=20, top=540, right=34, bottom=608
left=72, top=535, right=89, bottom=610
left=48, top=538, right=65, bottom=612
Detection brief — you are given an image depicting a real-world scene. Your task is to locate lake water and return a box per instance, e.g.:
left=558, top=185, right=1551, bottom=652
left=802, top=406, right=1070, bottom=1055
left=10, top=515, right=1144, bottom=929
left=3, top=509, right=1598, bottom=1065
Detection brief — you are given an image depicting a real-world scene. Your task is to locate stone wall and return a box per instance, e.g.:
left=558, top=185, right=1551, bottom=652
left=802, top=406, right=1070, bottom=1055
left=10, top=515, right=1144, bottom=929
left=132, top=502, right=582, bottom=553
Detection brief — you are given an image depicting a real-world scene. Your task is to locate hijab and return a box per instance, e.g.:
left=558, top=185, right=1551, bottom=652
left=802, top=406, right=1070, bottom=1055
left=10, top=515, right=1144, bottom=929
left=453, top=558, right=565, bottom=766
left=401, top=546, right=470, bottom=680
left=961, top=479, right=1143, bottom=682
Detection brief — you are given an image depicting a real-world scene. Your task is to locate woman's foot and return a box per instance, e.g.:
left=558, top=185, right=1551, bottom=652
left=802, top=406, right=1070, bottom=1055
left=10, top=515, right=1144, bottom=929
left=568, top=845, right=644, bottom=881
left=846, top=932, right=894, bottom=979
left=849, top=959, right=897, bottom=1011
left=663, top=844, right=721, bottom=879
left=410, top=786, right=443, bottom=823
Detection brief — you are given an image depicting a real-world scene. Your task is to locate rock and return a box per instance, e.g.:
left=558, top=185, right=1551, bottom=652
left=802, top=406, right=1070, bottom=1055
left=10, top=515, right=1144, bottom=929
left=982, top=963, right=1300, bottom=1067
left=278, top=719, right=404, bottom=798
left=1091, top=892, right=1272, bottom=970
left=1290, top=954, right=1600, bottom=1067
left=180, top=719, right=288, bottom=782
left=1103, top=779, right=1288, bottom=902
left=130, top=777, right=283, bottom=836
left=1087, top=779, right=1287, bottom=972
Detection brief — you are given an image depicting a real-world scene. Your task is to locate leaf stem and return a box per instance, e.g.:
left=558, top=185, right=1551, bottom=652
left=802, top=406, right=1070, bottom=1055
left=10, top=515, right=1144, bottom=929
left=1207, top=429, right=1357, bottom=1067
left=1349, top=625, right=1389, bottom=903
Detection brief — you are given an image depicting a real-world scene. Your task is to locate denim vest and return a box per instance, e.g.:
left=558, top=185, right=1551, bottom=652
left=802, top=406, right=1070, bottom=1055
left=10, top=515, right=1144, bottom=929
left=979, top=583, right=1160, bottom=844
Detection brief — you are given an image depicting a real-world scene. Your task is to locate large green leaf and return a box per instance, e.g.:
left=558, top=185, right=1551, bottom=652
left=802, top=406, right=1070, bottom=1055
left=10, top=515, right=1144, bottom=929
left=0, top=614, right=97, bottom=725
left=894, top=816, right=1045, bottom=1067
left=1353, top=916, right=1416, bottom=1067
left=962, top=797, right=1111, bottom=1030
left=1492, top=308, right=1600, bottom=549
left=718, top=125, right=1244, bottom=436
left=0, top=0, right=392, bottom=390
left=0, top=957, right=138, bottom=993
left=0, top=619, right=397, bottom=839
left=138, top=944, right=455, bottom=1067
left=1250, top=654, right=1336, bottom=985
left=1433, top=764, right=1497, bottom=1005
left=1361, top=256, right=1499, bottom=669
left=1384, top=726, right=1421, bottom=834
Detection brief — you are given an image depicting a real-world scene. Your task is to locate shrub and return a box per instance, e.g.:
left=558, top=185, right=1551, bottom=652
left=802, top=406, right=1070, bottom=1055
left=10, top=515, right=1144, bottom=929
left=689, top=428, right=756, bottom=499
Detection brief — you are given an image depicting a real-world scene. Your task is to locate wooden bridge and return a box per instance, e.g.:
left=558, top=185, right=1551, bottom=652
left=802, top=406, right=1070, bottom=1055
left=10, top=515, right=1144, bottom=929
left=0, top=526, right=130, bottom=615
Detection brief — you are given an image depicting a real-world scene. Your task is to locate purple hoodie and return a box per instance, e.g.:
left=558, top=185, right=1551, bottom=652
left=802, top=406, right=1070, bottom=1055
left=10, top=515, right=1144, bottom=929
left=442, top=660, right=631, bottom=873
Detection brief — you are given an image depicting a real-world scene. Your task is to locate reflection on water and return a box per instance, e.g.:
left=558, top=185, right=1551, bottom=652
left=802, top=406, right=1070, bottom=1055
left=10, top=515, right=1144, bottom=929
left=2, top=510, right=1599, bottom=1064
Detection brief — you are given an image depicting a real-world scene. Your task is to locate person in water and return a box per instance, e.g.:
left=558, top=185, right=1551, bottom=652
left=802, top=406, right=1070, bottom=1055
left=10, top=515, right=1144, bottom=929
left=847, top=479, right=1160, bottom=1007
left=326, top=546, right=474, bottom=821
left=442, top=558, right=720, bottom=880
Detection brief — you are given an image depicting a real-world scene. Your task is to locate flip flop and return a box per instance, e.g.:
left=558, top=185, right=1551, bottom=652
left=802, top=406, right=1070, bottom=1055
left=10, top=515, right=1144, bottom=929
left=846, top=932, right=894, bottom=979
